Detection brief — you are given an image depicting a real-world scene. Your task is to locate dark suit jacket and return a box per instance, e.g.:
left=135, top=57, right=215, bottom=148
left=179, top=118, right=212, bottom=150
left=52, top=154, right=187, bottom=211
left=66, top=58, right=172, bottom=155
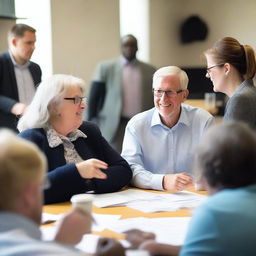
left=18, top=121, right=133, bottom=204
left=0, top=51, right=42, bottom=131
left=86, top=58, right=156, bottom=142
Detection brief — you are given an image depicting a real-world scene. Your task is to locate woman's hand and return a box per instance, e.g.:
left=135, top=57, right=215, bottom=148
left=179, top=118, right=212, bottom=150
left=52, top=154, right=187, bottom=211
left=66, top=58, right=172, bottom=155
left=76, top=158, right=108, bottom=179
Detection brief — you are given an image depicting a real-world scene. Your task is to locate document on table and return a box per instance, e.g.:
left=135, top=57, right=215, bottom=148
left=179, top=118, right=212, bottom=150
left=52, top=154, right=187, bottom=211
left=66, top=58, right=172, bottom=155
left=42, top=216, right=190, bottom=253
left=41, top=212, right=122, bottom=240
left=76, top=234, right=130, bottom=254
left=109, top=216, right=191, bottom=245
left=94, top=189, right=206, bottom=212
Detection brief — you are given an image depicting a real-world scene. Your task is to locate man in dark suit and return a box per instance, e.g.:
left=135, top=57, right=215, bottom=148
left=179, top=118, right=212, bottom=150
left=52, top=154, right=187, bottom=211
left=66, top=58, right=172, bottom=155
left=0, top=23, right=42, bottom=132
left=86, top=34, right=156, bottom=152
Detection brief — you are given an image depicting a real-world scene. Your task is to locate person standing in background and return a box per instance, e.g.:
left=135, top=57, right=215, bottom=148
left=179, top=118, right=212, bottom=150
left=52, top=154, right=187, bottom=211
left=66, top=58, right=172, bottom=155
left=204, top=36, right=256, bottom=129
left=86, top=34, right=156, bottom=152
left=0, top=23, right=42, bottom=132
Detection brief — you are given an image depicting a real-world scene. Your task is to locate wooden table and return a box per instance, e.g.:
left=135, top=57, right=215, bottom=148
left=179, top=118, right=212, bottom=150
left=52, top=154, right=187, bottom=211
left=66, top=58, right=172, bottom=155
left=43, top=187, right=206, bottom=239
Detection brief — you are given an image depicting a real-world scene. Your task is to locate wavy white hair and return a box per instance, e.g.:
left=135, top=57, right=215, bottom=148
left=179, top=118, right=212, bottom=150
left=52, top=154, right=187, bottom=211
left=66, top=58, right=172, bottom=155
left=153, top=66, right=189, bottom=90
left=17, top=74, right=86, bottom=132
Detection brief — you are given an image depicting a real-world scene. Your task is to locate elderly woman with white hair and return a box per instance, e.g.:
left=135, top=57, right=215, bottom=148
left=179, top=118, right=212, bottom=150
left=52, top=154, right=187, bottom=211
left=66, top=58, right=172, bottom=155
left=18, top=74, right=132, bottom=204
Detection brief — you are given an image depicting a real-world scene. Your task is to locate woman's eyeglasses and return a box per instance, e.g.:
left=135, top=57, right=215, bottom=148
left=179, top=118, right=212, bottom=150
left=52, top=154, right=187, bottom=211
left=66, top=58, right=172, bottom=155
left=64, top=97, right=87, bottom=105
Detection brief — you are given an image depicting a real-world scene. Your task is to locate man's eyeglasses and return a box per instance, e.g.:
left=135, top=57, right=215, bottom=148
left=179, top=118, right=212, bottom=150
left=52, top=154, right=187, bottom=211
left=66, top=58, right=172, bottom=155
left=152, top=89, right=183, bottom=98
left=206, top=63, right=225, bottom=75
left=64, top=97, right=87, bottom=105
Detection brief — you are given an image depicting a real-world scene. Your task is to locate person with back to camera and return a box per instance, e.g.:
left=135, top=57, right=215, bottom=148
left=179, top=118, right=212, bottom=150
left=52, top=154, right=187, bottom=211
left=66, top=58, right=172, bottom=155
left=0, top=129, right=125, bottom=256
left=0, top=23, right=42, bottom=131
left=86, top=34, right=156, bottom=152
left=17, top=74, right=132, bottom=204
left=204, top=36, right=256, bottom=129
left=121, top=66, right=214, bottom=192
left=124, top=121, right=256, bottom=256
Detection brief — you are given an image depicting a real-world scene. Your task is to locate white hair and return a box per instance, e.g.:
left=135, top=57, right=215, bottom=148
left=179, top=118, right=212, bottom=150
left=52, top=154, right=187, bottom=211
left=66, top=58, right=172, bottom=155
left=153, top=66, right=189, bottom=90
left=18, top=74, right=86, bottom=132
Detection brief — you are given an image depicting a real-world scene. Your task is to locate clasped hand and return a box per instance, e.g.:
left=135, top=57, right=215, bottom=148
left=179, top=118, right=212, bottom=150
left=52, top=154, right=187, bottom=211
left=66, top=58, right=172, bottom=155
left=76, top=158, right=108, bottom=179
left=163, top=172, right=193, bottom=191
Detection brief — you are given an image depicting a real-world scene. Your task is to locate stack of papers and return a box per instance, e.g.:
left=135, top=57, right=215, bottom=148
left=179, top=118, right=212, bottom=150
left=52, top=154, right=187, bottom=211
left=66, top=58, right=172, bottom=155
left=94, top=189, right=206, bottom=213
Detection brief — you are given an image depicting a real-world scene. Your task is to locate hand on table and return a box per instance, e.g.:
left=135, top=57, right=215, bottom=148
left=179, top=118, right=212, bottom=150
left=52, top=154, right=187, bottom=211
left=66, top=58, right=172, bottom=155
left=163, top=173, right=193, bottom=191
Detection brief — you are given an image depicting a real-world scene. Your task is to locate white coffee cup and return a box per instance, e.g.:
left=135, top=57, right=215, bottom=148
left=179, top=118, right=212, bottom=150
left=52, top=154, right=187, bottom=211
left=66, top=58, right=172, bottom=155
left=70, top=194, right=95, bottom=213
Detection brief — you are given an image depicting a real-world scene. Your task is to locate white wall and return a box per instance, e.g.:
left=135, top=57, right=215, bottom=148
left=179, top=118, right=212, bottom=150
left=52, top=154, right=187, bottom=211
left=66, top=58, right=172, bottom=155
left=51, top=0, right=120, bottom=87
left=120, top=0, right=149, bottom=62
left=0, top=19, right=15, bottom=51
left=150, top=0, right=256, bottom=68
left=15, top=0, right=52, bottom=79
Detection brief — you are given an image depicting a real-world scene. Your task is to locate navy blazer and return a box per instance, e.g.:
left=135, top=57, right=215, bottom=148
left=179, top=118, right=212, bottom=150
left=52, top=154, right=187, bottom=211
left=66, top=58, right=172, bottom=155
left=0, top=51, right=42, bottom=131
left=18, top=122, right=133, bottom=204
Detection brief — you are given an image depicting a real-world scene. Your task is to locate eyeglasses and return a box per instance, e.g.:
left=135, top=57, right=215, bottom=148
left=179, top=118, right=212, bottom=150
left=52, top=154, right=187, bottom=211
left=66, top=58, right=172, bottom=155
left=206, top=63, right=225, bottom=75
left=152, top=89, right=183, bottom=98
left=64, top=96, right=87, bottom=105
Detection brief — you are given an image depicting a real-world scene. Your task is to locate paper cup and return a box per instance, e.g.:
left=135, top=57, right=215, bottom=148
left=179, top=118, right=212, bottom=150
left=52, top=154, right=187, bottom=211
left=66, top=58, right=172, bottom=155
left=70, top=194, right=94, bottom=213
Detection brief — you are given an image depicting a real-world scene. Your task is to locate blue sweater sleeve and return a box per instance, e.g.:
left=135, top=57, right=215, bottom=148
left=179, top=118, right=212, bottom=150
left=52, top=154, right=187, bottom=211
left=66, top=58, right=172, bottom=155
left=18, top=122, right=132, bottom=204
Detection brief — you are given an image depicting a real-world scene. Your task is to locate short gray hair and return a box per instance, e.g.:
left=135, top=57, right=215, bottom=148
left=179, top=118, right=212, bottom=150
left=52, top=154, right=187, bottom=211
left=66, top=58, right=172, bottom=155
left=153, top=66, right=189, bottom=90
left=17, top=74, right=86, bottom=132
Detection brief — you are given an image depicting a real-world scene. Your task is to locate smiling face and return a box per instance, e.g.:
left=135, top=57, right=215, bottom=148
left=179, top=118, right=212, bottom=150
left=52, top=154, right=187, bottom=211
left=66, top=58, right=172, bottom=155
left=51, top=85, right=86, bottom=136
left=205, top=54, right=227, bottom=93
left=153, top=75, right=188, bottom=127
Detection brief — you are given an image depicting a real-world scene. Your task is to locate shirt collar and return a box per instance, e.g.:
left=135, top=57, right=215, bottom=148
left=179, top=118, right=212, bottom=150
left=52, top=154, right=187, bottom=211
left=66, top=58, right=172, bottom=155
left=9, top=50, right=30, bottom=69
left=151, top=105, right=190, bottom=129
left=120, top=55, right=138, bottom=66
left=45, top=125, right=87, bottom=148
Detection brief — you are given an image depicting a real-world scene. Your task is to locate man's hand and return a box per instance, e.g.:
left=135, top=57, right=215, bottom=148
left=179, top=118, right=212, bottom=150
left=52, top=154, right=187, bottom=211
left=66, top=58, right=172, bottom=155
left=163, top=173, right=193, bottom=191
left=124, top=229, right=156, bottom=249
left=96, top=238, right=125, bottom=256
left=54, top=206, right=92, bottom=245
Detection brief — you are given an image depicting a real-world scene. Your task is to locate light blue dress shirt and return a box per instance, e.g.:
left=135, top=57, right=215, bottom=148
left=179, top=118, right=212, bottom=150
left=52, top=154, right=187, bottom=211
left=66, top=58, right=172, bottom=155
left=180, top=184, right=256, bottom=256
left=0, top=212, right=86, bottom=255
left=9, top=51, right=35, bottom=105
left=121, top=104, right=214, bottom=190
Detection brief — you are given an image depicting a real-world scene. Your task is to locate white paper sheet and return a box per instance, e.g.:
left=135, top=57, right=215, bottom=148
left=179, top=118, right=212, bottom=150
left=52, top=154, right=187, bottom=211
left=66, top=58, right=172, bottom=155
left=94, top=189, right=206, bottom=212
left=109, top=216, right=191, bottom=245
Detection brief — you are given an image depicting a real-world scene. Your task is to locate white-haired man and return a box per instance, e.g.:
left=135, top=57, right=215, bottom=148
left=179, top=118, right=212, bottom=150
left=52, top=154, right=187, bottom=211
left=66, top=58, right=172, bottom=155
left=122, top=66, right=214, bottom=191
